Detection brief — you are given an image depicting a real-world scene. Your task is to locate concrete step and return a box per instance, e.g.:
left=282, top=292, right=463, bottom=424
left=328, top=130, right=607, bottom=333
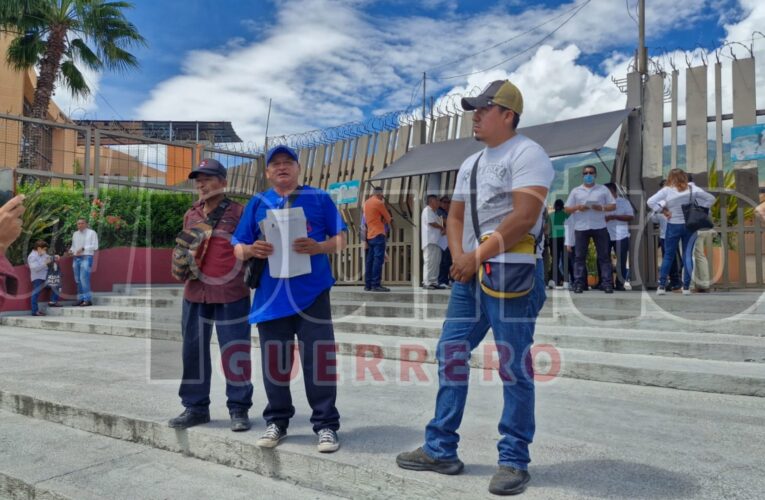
left=0, top=410, right=335, bottom=500
left=3, top=314, right=764, bottom=396
left=117, top=284, right=765, bottom=316
left=81, top=295, right=765, bottom=338
left=2, top=327, right=765, bottom=499
left=11, top=308, right=765, bottom=364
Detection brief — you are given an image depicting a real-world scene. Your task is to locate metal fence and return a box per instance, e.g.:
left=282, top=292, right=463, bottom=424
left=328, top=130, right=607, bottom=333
left=0, top=112, right=265, bottom=198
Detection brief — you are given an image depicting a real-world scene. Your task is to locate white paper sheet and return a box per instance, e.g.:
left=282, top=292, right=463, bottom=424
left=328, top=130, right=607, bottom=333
left=263, top=207, right=312, bottom=278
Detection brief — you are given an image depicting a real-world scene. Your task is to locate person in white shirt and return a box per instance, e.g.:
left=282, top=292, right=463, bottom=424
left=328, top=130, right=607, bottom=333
left=396, top=79, right=554, bottom=494
left=564, top=165, right=616, bottom=293
left=27, top=240, right=61, bottom=315
left=604, top=183, right=635, bottom=290
left=421, top=195, right=445, bottom=289
left=69, top=218, right=99, bottom=306
left=646, top=168, right=714, bottom=295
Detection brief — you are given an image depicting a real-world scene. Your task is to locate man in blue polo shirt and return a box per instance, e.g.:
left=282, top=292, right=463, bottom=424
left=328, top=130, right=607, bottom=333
left=233, top=145, right=347, bottom=453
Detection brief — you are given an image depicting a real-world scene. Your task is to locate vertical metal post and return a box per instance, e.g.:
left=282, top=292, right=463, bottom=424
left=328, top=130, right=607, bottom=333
left=421, top=72, right=427, bottom=145
left=264, top=98, right=272, bottom=151
left=92, top=129, right=100, bottom=196
left=82, top=128, right=91, bottom=198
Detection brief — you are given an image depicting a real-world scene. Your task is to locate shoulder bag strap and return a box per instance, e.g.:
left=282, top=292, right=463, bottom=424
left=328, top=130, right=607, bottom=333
left=469, top=154, right=483, bottom=244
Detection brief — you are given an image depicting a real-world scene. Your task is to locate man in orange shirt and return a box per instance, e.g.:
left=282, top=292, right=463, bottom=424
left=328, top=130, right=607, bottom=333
left=363, top=186, right=392, bottom=291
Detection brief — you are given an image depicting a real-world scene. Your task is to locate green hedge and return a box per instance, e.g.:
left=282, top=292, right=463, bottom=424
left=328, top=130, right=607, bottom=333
left=8, top=185, right=195, bottom=265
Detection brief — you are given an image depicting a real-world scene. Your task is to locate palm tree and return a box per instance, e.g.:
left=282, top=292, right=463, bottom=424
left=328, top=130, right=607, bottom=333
left=0, top=0, right=145, bottom=172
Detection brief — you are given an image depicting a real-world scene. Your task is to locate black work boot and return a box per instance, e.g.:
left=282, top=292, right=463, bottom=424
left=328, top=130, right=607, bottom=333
left=395, top=447, right=464, bottom=475
left=489, top=466, right=530, bottom=495
left=230, top=410, right=251, bottom=432
left=167, top=409, right=210, bottom=429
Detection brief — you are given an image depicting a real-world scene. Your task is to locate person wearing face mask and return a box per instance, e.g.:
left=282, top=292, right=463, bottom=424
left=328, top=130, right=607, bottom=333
left=564, top=165, right=616, bottom=293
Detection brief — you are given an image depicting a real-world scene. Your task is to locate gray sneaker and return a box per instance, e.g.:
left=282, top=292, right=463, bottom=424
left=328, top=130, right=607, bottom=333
left=395, top=447, right=464, bottom=475
left=488, top=466, right=530, bottom=495
left=256, top=423, right=286, bottom=448
left=317, top=428, right=339, bottom=453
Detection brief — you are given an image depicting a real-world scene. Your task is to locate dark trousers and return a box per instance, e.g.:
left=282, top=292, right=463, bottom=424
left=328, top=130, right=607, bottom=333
left=574, top=228, right=612, bottom=288
left=610, top=237, right=630, bottom=288
left=256, top=289, right=340, bottom=433
left=438, top=247, right=452, bottom=285
left=550, top=237, right=565, bottom=286
left=179, top=296, right=253, bottom=414
left=365, top=235, right=386, bottom=288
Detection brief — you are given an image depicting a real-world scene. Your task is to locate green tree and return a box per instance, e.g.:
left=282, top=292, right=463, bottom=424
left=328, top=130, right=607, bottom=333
left=0, top=0, right=145, bottom=171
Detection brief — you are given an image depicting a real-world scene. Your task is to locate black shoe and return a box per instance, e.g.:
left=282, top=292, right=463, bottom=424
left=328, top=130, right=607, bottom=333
left=603, top=286, right=614, bottom=294
left=371, top=286, right=390, bottom=292
left=396, top=447, right=464, bottom=475
left=573, top=285, right=583, bottom=294
left=364, top=286, right=371, bottom=291
left=79, top=300, right=93, bottom=307
left=489, top=466, right=530, bottom=495
left=230, top=410, right=250, bottom=432
left=167, top=409, right=210, bottom=429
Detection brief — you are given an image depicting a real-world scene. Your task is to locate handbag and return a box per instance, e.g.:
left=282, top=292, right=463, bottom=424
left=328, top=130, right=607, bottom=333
left=171, top=198, right=230, bottom=282
left=469, top=154, right=542, bottom=299
left=243, top=187, right=302, bottom=289
left=682, top=185, right=713, bottom=232
left=45, top=261, right=61, bottom=288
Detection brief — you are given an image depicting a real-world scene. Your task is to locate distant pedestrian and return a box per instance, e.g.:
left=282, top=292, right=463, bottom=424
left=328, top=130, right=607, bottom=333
left=647, top=168, right=714, bottom=295
left=27, top=240, right=61, bottom=315
left=437, top=196, right=452, bottom=287
left=421, top=194, right=445, bottom=289
left=363, top=186, right=392, bottom=291
left=604, top=183, right=634, bottom=290
left=69, top=218, right=98, bottom=306
left=548, top=199, right=567, bottom=287
left=564, top=165, right=616, bottom=293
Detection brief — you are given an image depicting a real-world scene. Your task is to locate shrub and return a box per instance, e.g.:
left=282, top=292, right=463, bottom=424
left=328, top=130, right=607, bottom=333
left=8, top=185, right=194, bottom=265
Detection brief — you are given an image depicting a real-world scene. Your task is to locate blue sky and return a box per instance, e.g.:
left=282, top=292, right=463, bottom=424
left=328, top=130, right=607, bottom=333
left=55, top=0, right=763, bottom=145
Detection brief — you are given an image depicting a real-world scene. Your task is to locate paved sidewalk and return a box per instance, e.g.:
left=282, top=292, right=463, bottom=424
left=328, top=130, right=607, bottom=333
left=2, top=326, right=764, bottom=498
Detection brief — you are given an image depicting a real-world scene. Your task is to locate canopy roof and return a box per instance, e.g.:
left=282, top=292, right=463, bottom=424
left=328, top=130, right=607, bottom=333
left=370, top=108, right=631, bottom=181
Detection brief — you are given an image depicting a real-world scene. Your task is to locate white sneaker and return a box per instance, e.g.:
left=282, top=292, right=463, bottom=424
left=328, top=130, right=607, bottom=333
left=256, top=423, right=286, bottom=448
left=682, top=288, right=691, bottom=295
left=562, top=281, right=570, bottom=290
left=656, top=286, right=666, bottom=296
left=317, top=428, right=339, bottom=453
left=624, top=282, right=632, bottom=291
left=547, top=280, right=556, bottom=289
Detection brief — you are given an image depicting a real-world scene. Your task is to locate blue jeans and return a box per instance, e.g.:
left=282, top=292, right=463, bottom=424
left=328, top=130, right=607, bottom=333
left=73, top=255, right=93, bottom=302
left=365, top=235, right=386, bottom=288
left=30, top=279, right=59, bottom=314
left=423, top=261, right=546, bottom=470
left=179, top=296, right=253, bottom=413
left=659, top=223, right=694, bottom=289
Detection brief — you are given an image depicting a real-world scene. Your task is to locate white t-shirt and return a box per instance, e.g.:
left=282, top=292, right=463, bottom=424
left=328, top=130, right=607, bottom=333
left=452, top=134, right=554, bottom=258
left=70, top=228, right=99, bottom=256
left=565, top=184, right=614, bottom=231
left=421, top=205, right=442, bottom=249
left=607, top=197, right=635, bottom=241
left=646, top=183, right=715, bottom=224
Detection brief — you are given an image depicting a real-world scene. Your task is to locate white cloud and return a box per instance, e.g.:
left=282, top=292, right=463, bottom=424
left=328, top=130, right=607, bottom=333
left=134, top=0, right=759, bottom=145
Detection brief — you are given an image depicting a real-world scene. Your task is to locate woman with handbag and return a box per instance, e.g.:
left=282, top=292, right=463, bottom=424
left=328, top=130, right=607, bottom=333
left=647, top=169, right=715, bottom=295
